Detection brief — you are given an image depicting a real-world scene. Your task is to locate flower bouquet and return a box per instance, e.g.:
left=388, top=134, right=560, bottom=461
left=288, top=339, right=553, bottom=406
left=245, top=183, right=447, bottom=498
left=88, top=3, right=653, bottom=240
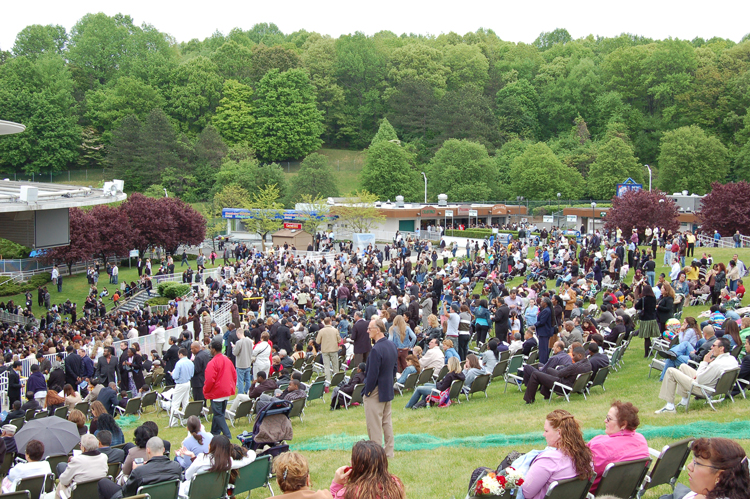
left=468, top=467, right=525, bottom=498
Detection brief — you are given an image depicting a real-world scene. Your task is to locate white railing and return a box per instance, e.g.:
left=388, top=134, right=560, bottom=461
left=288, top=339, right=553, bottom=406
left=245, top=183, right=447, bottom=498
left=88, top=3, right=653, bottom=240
left=0, top=310, right=39, bottom=327
left=696, top=234, right=742, bottom=249
left=0, top=370, right=7, bottom=411
left=20, top=353, right=57, bottom=378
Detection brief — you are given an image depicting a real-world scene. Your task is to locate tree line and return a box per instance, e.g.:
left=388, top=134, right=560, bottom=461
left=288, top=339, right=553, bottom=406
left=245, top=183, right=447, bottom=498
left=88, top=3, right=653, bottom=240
left=1, top=16, right=749, bottom=204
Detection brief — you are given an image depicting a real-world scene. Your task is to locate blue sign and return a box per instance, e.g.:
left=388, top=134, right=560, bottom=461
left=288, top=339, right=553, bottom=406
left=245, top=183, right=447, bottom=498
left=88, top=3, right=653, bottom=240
left=616, top=178, right=643, bottom=198
left=221, top=208, right=332, bottom=221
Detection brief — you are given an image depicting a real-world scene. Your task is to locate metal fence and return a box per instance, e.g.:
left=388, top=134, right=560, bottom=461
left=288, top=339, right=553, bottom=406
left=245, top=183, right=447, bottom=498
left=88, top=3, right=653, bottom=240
left=2, top=169, right=110, bottom=185
left=0, top=310, right=39, bottom=327
left=696, top=234, right=750, bottom=249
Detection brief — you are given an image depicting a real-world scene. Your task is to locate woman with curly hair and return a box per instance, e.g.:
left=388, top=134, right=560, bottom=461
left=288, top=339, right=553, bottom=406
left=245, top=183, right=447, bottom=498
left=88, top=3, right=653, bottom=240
left=330, top=440, right=404, bottom=499
left=681, top=437, right=749, bottom=499
left=521, top=409, right=593, bottom=499
left=272, top=451, right=332, bottom=498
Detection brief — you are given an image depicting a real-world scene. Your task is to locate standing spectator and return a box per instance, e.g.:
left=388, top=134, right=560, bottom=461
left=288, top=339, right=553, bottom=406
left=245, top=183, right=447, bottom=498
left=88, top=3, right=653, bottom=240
left=191, top=342, right=210, bottom=401
left=64, top=346, right=83, bottom=389
left=94, top=347, right=118, bottom=387
left=204, top=339, right=236, bottom=438
left=8, top=361, right=22, bottom=407
left=316, top=318, right=340, bottom=384
left=233, top=329, right=254, bottom=394
left=111, top=264, right=119, bottom=285
left=363, top=318, right=398, bottom=458
left=168, top=348, right=194, bottom=428
left=350, top=312, right=371, bottom=366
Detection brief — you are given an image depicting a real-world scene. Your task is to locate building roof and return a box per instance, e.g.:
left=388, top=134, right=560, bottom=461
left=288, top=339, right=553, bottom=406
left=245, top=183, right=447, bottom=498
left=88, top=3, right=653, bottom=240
left=0, top=180, right=127, bottom=213
left=273, top=228, right=312, bottom=238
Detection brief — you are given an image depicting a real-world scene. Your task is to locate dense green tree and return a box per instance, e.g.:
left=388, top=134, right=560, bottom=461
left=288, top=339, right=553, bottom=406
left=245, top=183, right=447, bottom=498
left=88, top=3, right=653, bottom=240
left=212, top=79, right=255, bottom=146
left=106, top=115, right=145, bottom=188
left=211, top=40, right=253, bottom=83
left=587, top=137, right=642, bottom=198
left=252, top=68, right=324, bottom=161
left=212, top=158, right=288, bottom=200
left=443, top=43, right=489, bottom=91
left=67, top=13, right=132, bottom=87
left=84, top=76, right=165, bottom=140
left=301, top=35, right=346, bottom=144
left=289, top=153, right=339, bottom=200
left=430, top=86, right=500, bottom=152
left=168, top=56, right=223, bottom=134
left=428, top=139, right=496, bottom=202
left=386, top=78, right=437, bottom=142
left=496, top=78, right=539, bottom=140
left=534, top=29, right=573, bottom=51
left=249, top=44, right=301, bottom=84
left=494, top=139, right=530, bottom=199
left=370, top=118, right=398, bottom=146
left=510, top=142, right=584, bottom=199
left=361, top=140, right=418, bottom=201
left=657, top=125, right=729, bottom=194
left=12, top=24, right=67, bottom=59
left=388, top=43, right=449, bottom=96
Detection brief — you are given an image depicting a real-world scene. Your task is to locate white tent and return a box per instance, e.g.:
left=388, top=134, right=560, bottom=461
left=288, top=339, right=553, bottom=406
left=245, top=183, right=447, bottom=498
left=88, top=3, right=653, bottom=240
left=352, top=233, right=376, bottom=252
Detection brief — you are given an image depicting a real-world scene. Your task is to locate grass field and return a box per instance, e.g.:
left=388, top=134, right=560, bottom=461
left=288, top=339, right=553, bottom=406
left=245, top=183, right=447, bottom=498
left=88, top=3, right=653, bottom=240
left=282, top=147, right=365, bottom=196
left=6, top=246, right=750, bottom=499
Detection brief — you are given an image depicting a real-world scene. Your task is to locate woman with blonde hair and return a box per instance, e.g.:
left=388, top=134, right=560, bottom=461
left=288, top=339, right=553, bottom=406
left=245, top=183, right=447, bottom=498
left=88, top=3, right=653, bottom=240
left=405, top=356, right=464, bottom=409
left=271, top=451, right=332, bottom=498
left=521, top=410, right=593, bottom=499
left=388, top=315, right=416, bottom=372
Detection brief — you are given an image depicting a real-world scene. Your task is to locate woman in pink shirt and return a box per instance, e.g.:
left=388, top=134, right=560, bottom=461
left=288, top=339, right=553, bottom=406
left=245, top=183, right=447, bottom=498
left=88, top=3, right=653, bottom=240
left=521, top=410, right=594, bottom=499
left=587, top=401, right=650, bottom=494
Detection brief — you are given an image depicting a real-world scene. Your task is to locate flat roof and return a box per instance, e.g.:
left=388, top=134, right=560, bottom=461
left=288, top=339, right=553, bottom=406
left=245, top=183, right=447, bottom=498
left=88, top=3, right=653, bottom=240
left=0, top=120, right=26, bottom=135
left=0, top=180, right=127, bottom=213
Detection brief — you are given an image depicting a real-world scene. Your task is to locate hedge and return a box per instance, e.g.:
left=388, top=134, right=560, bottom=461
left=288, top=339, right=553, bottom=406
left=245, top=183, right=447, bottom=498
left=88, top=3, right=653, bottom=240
left=156, top=282, right=191, bottom=299
left=0, top=273, right=52, bottom=297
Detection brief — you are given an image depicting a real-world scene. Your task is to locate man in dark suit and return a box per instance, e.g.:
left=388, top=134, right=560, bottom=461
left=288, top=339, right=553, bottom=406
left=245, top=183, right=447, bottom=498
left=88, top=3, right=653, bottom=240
left=363, top=318, right=398, bottom=458
left=95, top=347, right=119, bottom=386
left=64, top=346, right=83, bottom=388
left=97, top=382, right=119, bottom=415
left=587, top=343, right=611, bottom=377
left=2, top=400, right=25, bottom=425
left=364, top=301, right=378, bottom=321
left=350, top=311, right=371, bottom=366
left=163, top=337, right=179, bottom=385
left=8, top=361, right=22, bottom=407
left=493, top=302, right=510, bottom=342
left=190, top=342, right=210, bottom=401
left=97, top=431, right=126, bottom=463
left=521, top=341, right=573, bottom=386
left=275, top=319, right=293, bottom=355
left=523, top=347, right=592, bottom=404
left=432, top=277, right=444, bottom=304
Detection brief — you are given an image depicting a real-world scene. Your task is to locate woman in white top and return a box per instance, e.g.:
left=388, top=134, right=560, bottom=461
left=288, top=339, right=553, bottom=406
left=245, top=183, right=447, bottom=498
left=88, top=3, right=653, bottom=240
left=251, top=331, right=272, bottom=379
left=2, top=440, right=52, bottom=493
left=179, top=435, right=255, bottom=496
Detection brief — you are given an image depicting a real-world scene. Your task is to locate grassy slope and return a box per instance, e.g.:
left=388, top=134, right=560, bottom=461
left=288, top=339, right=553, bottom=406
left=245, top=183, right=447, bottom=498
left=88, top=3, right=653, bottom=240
left=282, top=148, right=365, bottom=196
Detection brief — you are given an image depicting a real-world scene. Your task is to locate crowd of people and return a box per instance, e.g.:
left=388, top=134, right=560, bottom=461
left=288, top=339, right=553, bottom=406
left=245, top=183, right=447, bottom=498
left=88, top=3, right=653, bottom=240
left=0, top=223, right=748, bottom=499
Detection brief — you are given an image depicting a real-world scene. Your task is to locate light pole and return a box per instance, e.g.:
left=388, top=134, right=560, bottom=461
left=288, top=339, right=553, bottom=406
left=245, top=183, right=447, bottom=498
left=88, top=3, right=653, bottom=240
left=421, top=172, right=427, bottom=204
left=645, top=165, right=652, bottom=191
left=557, top=192, right=561, bottom=226
left=591, top=201, right=597, bottom=234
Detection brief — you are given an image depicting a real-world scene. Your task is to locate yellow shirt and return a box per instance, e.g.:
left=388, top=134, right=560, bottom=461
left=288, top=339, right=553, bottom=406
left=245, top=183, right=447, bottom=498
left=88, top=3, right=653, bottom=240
left=685, top=266, right=699, bottom=281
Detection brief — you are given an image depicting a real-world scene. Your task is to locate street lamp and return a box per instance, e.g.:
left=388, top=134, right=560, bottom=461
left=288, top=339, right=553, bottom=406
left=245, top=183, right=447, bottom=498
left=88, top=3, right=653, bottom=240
left=557, top=192, right=561, bottom=226
left=591, top=201, right=597, bottom=233
left=645, top=165, right=652, bottom=191
left=421, top=172, right=427, bottom=204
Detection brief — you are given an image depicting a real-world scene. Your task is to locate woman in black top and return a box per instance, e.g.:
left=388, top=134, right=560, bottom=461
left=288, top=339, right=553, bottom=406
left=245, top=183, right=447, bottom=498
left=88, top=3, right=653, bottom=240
left=635, top=283, right=659, bottom=357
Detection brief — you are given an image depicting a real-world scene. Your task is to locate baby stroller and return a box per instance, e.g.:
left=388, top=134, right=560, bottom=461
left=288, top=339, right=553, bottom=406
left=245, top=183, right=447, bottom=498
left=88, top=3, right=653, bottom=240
left=237, top=398, right=293, bottom=458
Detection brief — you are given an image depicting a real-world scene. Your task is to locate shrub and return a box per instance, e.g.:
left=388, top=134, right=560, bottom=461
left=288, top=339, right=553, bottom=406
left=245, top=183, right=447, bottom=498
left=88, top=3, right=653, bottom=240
left=157, top=282, right=191, bottom=299
left=28, top=274, right=51, bottom=287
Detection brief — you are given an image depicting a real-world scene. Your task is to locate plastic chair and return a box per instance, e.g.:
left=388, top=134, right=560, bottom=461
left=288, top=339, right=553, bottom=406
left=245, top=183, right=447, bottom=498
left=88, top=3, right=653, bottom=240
left=686, top=367, right=740, bottom=411
left=395, top=372, right=418, bottom=395
left=637, top=438, right=693, bottom=497
left=595, top=457, right=652, bottom=499
left=226, top=399, right=253, bottom=427
left=463, top=373, right=491, bottom=401
left=230, top=455, right=273, bottom=497
left=586, top=366, right=611, bottom=394
left=551, top=371, right=592, bottom=403
left=137, top=479, right=179, bottom=499
left=179, top=470, right=229, bottom=499
left=544, top=475, right=594, bottom=499
left=288, top=397, right=306, bottom=422
left=341, top=384, right=365, bottom=409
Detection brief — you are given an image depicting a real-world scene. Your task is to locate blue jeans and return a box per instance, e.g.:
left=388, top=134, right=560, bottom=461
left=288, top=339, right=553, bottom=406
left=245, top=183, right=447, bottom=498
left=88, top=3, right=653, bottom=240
left=730, top=280, right=738, bottom=292
left=406, top=384, right=435, bottom=408
left=210, top=399, right=231, bottom=438
left=112, top=274, right=118, bottom=284
left=660, top=342, right=695, bottom=380
left=646, top=271, right=655, bottom=286
left=236, top=367, right=252, bottom=395
left=338, top=298, right=347, bottom=312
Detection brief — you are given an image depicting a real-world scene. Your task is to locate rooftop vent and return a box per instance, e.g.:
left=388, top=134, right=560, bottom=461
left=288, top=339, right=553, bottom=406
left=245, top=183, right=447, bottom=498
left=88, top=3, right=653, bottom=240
left=396, top=195, right=404, bottom=208
left=438, top=194, right=448, bottom=207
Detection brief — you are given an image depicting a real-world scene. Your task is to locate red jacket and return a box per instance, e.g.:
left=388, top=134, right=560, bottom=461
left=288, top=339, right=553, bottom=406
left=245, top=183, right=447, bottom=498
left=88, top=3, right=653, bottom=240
left=203, top=352, right=237, bottom=400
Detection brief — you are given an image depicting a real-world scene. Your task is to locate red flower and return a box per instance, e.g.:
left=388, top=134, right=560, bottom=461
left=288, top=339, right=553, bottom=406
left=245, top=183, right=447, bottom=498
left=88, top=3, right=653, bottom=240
left=516, top=478, right=524, bottom=486
left=482, top=487, right=490, bottom=494
left=498, top=475, right=507, bottom=486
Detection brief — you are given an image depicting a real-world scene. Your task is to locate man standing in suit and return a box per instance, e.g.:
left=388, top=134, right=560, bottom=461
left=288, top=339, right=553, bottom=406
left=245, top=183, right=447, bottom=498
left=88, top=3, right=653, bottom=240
left=64, top=345, right=83, bottom=388
left=8, top=361, right=22, bottom=407
left=191, top=342, right=210, bottom=401
left=363, top=318, right=398, bottom=458
left=350, top=311, right=371, bottom=366
left=95, top=347, right=119, bottom=386
left=163, top=337, right=179, bottom=385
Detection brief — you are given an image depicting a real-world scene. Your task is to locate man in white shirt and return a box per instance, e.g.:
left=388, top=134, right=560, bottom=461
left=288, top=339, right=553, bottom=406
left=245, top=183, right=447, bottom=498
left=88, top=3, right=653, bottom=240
left=168, top=348, right=195, bottom=427
left=419, top=338, right=445, bottom=372
left=508, top=333, right=524, bottom=355
left=655, top=337, right=738, bottom=414
left=153, top=322, right=166, bottom=356
left=111, top=264, right=119, bottom=285
left=669, top=258, right=682, bottom=282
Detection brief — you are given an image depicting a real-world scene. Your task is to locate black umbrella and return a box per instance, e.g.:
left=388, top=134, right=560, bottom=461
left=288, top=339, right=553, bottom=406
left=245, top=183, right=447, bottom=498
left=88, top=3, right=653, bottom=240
left=15, top=416, right=81, bottom=458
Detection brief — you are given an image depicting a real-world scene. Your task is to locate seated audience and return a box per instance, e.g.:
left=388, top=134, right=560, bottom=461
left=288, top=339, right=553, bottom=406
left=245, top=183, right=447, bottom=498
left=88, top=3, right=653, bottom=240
left=1, top=439, right=51, bottom=493
left=462, top=354, right=486, bottom=389
left=94, top=413, right=124, bottom=446
left=68, top=409, right=88, bottom=436
left=56, top=434, right=108, bottom=499
left=175, top=416, right=212, bottom=469
left=332, top=364, right=366, bottom=410
left=272, top=451, right=332, bottom=498
left=523, top=347, right=591, bottom=404
left=405, top=357, right=464, bottom=409
left=97, top=430, right=126, bottom=464
left=330, top=440, right=404, bottom=499
left=179, top=435, right=254, bottom=497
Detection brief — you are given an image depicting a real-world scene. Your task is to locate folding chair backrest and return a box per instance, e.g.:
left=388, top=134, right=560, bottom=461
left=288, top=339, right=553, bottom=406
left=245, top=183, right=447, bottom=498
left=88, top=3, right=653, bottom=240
left=571, top=372, right=592, bottom=393
left=33, top=411, right=48, bottom=419
left=491, top=359, right=508, bottom=380
left=1, top=491, right=30, bottom=499
left=107, top=462, right=121, bottom=479
left=184, top=400, right=204, bottom=418
left=125, top=398, right=141, bottom=415
left=417, top=368, right=434, bottom=385
left=526, top=350, right=538, bottom=364
left=591, top=366, right=610, bottom=388
left=644, top=438, right=693, bottom=491
left=288, top=398, right=306, bottom=420
left=307, top=381, right=325, bottom=401
left=46, top=454, right=69, bottom=479
left=448, top=379, right=464, bottom=401
left=402, top=372, right=418, bottom=391
left=69, top=477, right=101, bottom=499
left=188, top=470, right=230, bottom=499
left=348, top=384, right=364, bottom=405
left=141, top=391, right=157, bottom=409
left=0, top=451, right=14, bottom=476
left=54, top=406, right=69, bottom=419
left=25, top=409, right=36, bottom=421
left=292, top=357, right=305, bottom=370
left=595, top=457, right=651, bottom=499
left=17, top=473, right=51, bottom=499
left=471, top=374, right=491, bottom=395
left=9, top=417, right=24, bottom=433
left=74, top=402, right=89, bottom=416
left=544, top=476, right=593, bottom=499
left=299, top=368, right=313, bottom=384
left=436, top=365, right=449, bottom=382
left=731, top=344, right=742, bottom=359
left=499, top=350, right=510, bottom=362
left=330, top=371, right=346, bottom=386
left=232, top=455, right=272, bottom=497
left=713, top=367, right=740, bottom=397
left=508, top=355, right=524, bottom=373
left=234, top=399, right=253, bottom=419
left=137, top=479, right=179, bottom=499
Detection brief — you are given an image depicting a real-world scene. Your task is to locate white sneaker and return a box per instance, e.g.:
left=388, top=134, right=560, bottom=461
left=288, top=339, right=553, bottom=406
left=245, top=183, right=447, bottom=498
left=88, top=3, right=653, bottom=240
left=655, top=406, right=676, bottom=414
left=676, top=400, right=688, bottom=408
